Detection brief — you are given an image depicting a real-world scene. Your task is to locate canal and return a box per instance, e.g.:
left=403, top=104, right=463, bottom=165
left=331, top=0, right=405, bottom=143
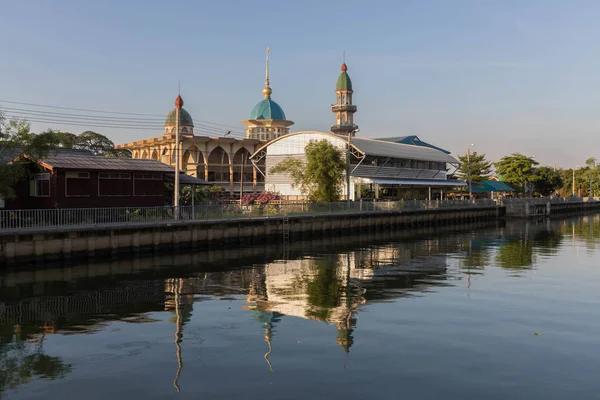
left=1, top=215, right=600, bottom=399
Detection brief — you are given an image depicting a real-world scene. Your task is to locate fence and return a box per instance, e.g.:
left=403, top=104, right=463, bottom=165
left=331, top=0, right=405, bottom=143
left=0, top=199, right=498, bottom=232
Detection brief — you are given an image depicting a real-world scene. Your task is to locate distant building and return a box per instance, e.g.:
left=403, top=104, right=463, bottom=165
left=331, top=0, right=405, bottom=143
left=1, top=149, right=207, bottom=209
left=251, top=63, right=464, bottom=200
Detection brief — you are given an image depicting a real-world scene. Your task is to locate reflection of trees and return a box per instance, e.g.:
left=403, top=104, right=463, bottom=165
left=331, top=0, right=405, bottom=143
left=560, top=216, right=600, bottom=249
left=0, top=324, right=72, bottom=396
left=304, top=257, right=344, bottom=321
left=496, top=239, right=534, bottom=270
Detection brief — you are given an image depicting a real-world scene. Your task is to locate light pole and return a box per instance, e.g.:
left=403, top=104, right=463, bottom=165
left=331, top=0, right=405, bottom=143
left=573, top=165, right=579, bottom=197
left=347, top=128, right=359, bottom=203
left=466, top=144, right=474, bottom=199
left=589, top=160, right=595, bottom=198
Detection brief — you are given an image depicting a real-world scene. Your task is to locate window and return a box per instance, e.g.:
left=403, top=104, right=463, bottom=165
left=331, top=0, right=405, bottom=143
left=99, top=172, right=132, bottom=196
left=99, top=173, right=130, bottom=179
left=33, top=173, right=50, bottom=197
left=134, top=174, right=162, bottom=180
left=66, top=171, right=90, bottom=179
left=65, top=171, right=90, bottom=197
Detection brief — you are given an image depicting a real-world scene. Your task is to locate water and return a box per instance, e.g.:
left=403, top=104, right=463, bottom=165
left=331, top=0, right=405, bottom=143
left=2, top=216, right=600, bottom=399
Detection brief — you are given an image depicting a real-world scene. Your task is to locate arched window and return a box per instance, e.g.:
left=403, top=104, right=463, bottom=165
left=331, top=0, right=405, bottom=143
left=207, top=147, right=230, bottom=183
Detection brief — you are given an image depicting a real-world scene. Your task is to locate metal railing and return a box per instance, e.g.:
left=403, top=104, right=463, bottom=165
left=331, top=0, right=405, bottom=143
left=0, top=199, right=498, bottom=232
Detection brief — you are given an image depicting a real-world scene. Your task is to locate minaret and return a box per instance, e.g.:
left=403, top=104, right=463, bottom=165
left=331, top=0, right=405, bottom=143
left=331, top=62, right=358, bottom=136
left=241, top=47, right=294, bottom=141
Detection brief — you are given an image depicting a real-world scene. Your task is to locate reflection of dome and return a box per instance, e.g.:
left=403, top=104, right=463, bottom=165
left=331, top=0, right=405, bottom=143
left=252, top=310, right=283, bottom=328
left=165, top=108, right=194, bottom=126
left=249, top=98, right=286, bottom=120
left=336, top=63, right=352, bottom=91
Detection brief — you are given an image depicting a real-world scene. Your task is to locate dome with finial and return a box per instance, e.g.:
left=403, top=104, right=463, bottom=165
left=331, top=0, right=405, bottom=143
left=165, top=95, right=194, bottom=126
left=249, top=97, right=287, bottom=121
left=336, top=63, right=353, bottom=91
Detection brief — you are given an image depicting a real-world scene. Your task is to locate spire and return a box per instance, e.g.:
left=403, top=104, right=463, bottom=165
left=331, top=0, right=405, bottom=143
left=175, top=94, right=183, bottom=108
left=263, top=46, right=272, bottom=98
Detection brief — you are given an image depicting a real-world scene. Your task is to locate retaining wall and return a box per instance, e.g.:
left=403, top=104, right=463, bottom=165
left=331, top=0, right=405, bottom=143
left=0, top=206, right=504, bottom=265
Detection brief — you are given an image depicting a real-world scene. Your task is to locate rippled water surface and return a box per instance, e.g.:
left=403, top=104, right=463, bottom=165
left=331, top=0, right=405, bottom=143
left=2, top=216, right=600, bottom=399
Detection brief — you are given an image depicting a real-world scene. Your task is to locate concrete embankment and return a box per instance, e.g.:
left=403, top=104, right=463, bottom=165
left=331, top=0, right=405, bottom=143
left=0, top=206, right=503, bottom=265
left=505, top=200, right=600, bottom=218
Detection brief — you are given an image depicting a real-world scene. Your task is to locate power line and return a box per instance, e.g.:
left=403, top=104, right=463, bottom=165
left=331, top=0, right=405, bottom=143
left=0, top=100, right=253, bottom=131
left=0, top=107, right=165, bottom=122
left=3, top=113, right=248, bottom=137
left=0, top=99, right=165, bottom=116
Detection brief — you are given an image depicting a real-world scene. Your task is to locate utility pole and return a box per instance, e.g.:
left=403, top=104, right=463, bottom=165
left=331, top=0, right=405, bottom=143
left=346, top=128, right=359, bottom=203
left=467, top=144, right=474, bottom=199
left=572, top=165, right=578, bottom=197
left=174, top=96, right=181, bottom=217
left=590, top=161, right=595, bottom=198
left=240, top=152, right=246, bottom=204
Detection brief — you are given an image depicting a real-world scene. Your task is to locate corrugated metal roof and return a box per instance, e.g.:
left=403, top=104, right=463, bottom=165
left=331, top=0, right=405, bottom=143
left=345, top=136, right=459, bottom=163
left=366, top=178, right=467, bottom=187
left=40, top=153, right=175, bottom=172
left=481, top=180, right=515, bottom=192
left=376, top=135, right=451, bottom=154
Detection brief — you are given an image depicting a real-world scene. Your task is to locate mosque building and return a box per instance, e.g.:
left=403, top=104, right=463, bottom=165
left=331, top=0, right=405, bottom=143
left=114, top=48, right=294, bottom=195
left=240, top=47, right=294, bottom=141
left=251, top=61, right=464, bottom=200
left=116, top=49, right=463, bottom=200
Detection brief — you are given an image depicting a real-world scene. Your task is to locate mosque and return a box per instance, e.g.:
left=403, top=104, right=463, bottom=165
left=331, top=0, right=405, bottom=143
left=115, top=48, right=293, bottom=195
left=116, top=49, right=463, bottom=199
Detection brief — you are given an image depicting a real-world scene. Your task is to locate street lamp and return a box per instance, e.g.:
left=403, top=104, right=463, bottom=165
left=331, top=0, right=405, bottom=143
left=466, top=144, right=474, bottom=199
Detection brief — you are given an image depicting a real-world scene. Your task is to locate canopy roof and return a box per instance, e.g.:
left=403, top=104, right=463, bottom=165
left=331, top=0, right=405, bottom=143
left=472, top=180, right=515, bottom=192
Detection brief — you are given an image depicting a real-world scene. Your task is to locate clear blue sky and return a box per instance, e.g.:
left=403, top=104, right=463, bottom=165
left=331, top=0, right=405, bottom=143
left=1, top=0, right=599, bottom=167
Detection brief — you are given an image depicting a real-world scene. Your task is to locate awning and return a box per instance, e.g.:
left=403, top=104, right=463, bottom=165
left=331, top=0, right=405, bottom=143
left=164, top=173, right=211, bottom=185
left=361, top=178, right=467, bottom=187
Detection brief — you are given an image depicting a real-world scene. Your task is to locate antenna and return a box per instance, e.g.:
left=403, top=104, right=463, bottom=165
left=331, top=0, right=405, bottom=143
left=343, top=51, right=346, bottom=64
left=178, top=80, right=180, bottom=95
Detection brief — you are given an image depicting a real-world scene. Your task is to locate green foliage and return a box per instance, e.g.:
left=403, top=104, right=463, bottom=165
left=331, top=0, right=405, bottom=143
left=456, top=151, right=492, bottom=182
left=535, top=166, right=563, bottom=196
left=559, top=161, right=600, bottom=197
left=494, top=153, right=539, bottom=190
left=0, top=116, right=60, bottom=199
left=270, top=139, right=346, bottom=202
left=38, top=129, right=77, bottom=148
left=303, top=257, right=343, bottom=321
left=74, top=130, right=130, bottom=158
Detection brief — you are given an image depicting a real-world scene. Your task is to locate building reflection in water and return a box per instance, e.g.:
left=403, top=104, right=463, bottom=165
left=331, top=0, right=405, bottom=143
left=2, top=216, right=597, bottom=394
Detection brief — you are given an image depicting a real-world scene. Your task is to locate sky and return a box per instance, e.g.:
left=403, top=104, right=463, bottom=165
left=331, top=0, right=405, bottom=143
left=1, top=0, right=599, bottom=168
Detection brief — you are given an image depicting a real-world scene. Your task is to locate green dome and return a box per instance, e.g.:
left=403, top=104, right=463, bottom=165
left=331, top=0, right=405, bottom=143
left=249, top=98, right=287, bottom=120
left=165, top=108, right=194, bottom=126
left=336, top=71, right=352, bottom=91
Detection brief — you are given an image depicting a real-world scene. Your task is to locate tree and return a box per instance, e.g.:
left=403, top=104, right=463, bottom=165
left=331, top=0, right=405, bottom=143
left=39, top=129, right=77, bottom=148
left=270, top=139, right=346, bottom=202
left=494, top=153, right=539, bottom=192
left=585, top=158, right=599, bottom=197
left=74, top=131, right=130, bottom=158
left=535, top=166, right=563, bottom=196
left=456, top=151, right=492, bottom=182
left=0, top=116, right=60, bottom=199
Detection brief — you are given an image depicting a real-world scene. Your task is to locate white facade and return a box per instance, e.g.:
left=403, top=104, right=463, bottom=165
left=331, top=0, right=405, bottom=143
left=252, top=131, right=460, bottom=200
